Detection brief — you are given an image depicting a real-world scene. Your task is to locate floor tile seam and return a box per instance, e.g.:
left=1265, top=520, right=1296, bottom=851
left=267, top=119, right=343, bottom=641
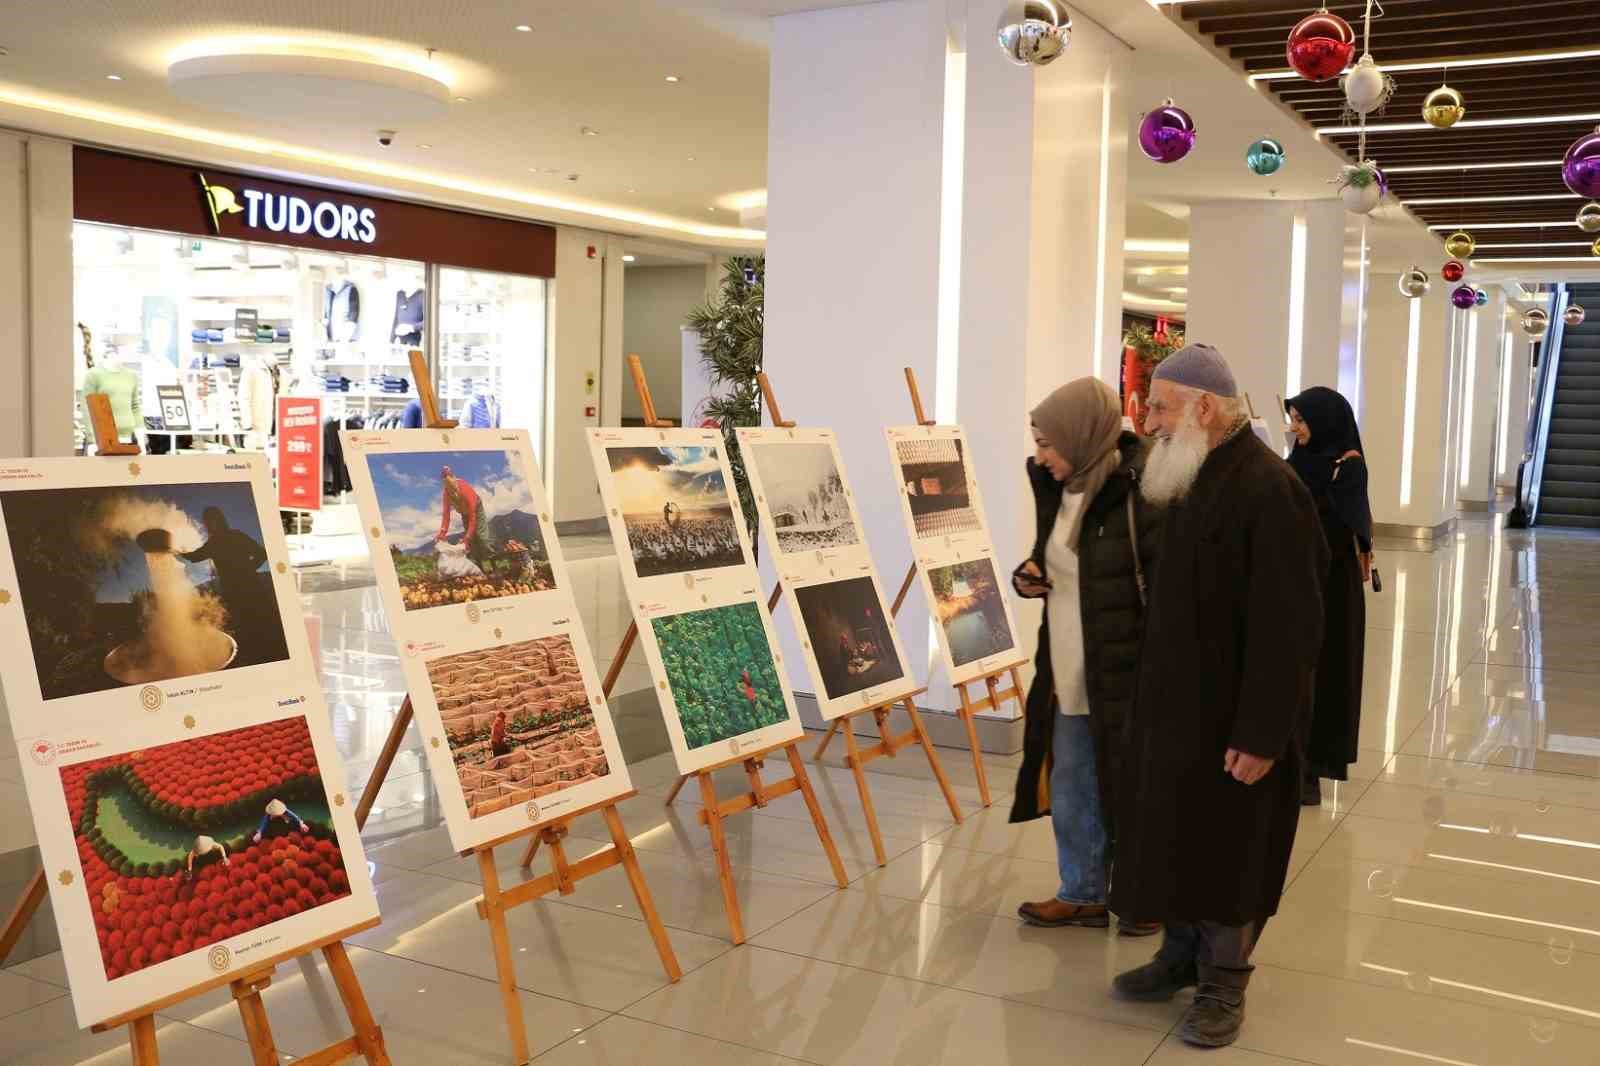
left=0, top=974, right=68, bottom=1022
left=144, top=1013, right=260, bottom=1047
left=1282, top=729, right=1416, bottom=894
left=539, top=1011, right=827, bottom=1066
left=1350, top=776, right=1600, bottom=817
left=731, top=937, right=1180, bottom=1036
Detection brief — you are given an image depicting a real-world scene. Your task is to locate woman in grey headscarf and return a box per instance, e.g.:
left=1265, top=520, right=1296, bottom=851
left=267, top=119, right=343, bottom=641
left=1011, top=377, right=1165, bottom=935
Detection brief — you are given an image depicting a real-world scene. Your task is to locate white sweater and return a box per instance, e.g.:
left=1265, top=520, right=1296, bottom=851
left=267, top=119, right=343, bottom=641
left=1044, top=490, right=1089, bottom=717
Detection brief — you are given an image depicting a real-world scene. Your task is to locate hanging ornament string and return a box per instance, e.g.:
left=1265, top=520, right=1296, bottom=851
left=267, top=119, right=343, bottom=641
left=1356, top=0, right=1377, bottom=166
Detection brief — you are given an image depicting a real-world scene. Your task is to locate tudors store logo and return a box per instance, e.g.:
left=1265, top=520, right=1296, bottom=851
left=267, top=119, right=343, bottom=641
left=199, top=172, right=377, bottom=244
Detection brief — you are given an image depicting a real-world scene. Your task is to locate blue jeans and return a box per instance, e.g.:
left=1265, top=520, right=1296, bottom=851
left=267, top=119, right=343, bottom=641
left=1051, top=713, right=1108, bottom=905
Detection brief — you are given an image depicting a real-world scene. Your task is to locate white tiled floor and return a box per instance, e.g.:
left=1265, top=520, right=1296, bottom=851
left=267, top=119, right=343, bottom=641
left=4, top=515, right=1599, bottom=1064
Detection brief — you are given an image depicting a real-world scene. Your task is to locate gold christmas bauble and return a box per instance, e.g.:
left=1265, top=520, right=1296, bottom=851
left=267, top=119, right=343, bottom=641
left=1592, top=236, right=1600, bottom=257
left=1422, top=85, right=1465, bottom=129
left=1444, top=231, right=1475, bottom=259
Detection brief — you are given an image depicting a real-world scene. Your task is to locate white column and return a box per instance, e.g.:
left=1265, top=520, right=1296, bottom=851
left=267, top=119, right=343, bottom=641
left=548, top=228, right=607, bottom=522
left=0, top=133, right=28, bottom=458
left=1458, top=288, right=1505, bottom=505
left=1363, top=276, right=1456, bottom=530
left=765, top=0, right=950, bottom=711
left=27, top=138, right=74, bottom=457
left=1496, top=319, right=1534, bottom=489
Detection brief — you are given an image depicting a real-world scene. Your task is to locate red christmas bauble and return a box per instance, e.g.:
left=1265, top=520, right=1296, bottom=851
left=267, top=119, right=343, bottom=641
left=1285, top=11, right=1356, bottom=83
left=1442, top=259, right=1466, bottom=283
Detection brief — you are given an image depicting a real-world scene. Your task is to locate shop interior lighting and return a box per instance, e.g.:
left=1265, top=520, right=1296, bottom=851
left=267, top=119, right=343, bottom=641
left=1251, top=47, right=1600, bottom=82
left=1320, top=112, right=1600, bottom=137
left=0, top=85, right=764, bottom=241
left=621, top=254, right=636, bottom=262
left=1400, top=297, right=1421, bottom=507
left=1403, top=193, right=1579, bottom=206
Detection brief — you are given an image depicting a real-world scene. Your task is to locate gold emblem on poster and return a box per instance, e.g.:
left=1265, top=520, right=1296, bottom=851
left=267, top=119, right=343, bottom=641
left=140, top=685, right=163, bottom=712
left=207, top=945, right=232, bottom=972
left=58, top=870, right=73, bottom=886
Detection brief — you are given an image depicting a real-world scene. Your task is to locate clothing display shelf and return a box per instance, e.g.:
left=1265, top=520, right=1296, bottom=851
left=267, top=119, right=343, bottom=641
left=439, top=296, right=504, bottom=424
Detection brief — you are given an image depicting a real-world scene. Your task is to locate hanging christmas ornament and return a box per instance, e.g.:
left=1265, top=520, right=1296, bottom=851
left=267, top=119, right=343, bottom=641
left=1335, top=161, right=1385, bottom=214
left=1450, top=284, right=1477, bottom=310
left=1444, top=231, right=1476, bottom=259
left=1341, top=54, right=1394, bottom=116
left=1246, top=137, right=1286, bottom=176
left=1285, top=8, right=1356, bottom=83
left=995, top=1, right=1072, bottom=67
left=1398, top=267, right=1430, bottom=299
left=1138, top=100, right=1197, bottom=164
left=1422, top=84, right=1466, bottom=128
left=1522, top=308, right=1549, bottom=338
left=1592, top=236, right=1600, bottom=257
left=1578, top=202, right=1600, bottom=233
left=1562, top=126, right=1600, bottom=198
left=1441, top=259, right=1466, bottom=283
left=1475, top=287, right=1489, bottom=308
left=1564, top=304, right=1587, bottom=327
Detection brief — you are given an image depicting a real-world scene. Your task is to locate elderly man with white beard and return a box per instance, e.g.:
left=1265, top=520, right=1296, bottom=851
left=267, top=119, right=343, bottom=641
left=1108, top=344, right=1328, bottom=1048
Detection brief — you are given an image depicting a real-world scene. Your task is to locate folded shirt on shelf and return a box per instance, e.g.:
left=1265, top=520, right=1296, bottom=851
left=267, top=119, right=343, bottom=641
left=255, top=327, right=278, bottom=343
left=190, top=329, right=209, bottom=342
left=322, top=375, right=352, bottom=392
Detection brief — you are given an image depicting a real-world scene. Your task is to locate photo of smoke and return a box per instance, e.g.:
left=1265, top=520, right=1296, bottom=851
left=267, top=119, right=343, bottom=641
left=928, top=558, right=1014, bottom=668
left=426, top=636, right=611, bottom=818
left=58, top=717, right=353, bottom=981
left=0, top=483, right=290, bottom=700
left=793, top=577, right=905, bottom=700
left=365, top=450, right=554, bottom=610
left=605, top=446, right=745, bottom=578
left=746, top=441, right=860, bottom=553
left=895, top=437, right=982, bottom=538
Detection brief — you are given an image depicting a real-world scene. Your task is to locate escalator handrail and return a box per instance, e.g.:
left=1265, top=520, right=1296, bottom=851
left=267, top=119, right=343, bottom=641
left=1520, top=285, right=1569, bottom=525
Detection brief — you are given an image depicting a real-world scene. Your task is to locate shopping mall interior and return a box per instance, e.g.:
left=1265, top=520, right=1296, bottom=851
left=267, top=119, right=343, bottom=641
left=1, top=1, right=1599, bottom=1064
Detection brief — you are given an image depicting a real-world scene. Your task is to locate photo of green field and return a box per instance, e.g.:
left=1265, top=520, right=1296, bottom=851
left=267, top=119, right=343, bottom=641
left=650, top=601, right=788, bottom=750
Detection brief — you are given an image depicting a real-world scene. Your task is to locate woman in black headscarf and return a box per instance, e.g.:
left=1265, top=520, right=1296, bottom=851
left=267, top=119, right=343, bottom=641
left=1285, top=387, right=1373, bottom=805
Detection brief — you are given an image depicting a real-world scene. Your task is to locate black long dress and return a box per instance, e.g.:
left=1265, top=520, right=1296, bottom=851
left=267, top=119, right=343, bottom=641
left=1285, top=387, right=1372, bottom=782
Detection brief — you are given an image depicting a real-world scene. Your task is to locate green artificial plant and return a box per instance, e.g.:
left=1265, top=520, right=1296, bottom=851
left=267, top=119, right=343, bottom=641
left=685, top=256, right=765, bottom=541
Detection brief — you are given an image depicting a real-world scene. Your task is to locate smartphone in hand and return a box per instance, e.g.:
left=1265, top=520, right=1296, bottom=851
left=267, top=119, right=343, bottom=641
left=1371, top=568, right=1382, bottom=593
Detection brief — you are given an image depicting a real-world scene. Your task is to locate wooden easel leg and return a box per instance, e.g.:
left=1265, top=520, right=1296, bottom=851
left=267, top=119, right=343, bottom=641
left=477, top=850, right=531, bottom=1066
left=904, top=699, right=963, bottom=824
left=811, top=719, right=842, bottom=763
left=601, top=806, right=682, bottom=981
left=785, top=744, right=850, bottom=887
left=127, top=1014, right=160, bottom=1066
left=323, top=942, right=391, bottom=1065
left=663, top=774, right=690, bottom=805
left=697, top=772, right=746, bottom=945
left=355, top=697, right=414, bottom=831
left=517, top=833, right=541, bottom=869
left=0, top=868, right=46, bottom=966
left=230, top=975, right=279, bottom=1066
left=960, top=684, right=993, bottom=808
left=841, top=722, right=887, bottom=867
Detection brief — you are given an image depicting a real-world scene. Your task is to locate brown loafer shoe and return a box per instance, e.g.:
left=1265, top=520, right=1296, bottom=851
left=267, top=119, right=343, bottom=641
left=1118, top=920, right=1162, bottom=938
left=1017, top=898, right=1110, bottom=928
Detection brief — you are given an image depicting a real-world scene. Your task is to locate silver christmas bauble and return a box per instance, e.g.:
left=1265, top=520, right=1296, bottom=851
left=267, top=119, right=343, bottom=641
left=1578, top=202, right=1600, bottom=234
left=1397, top=267, right=1429, bottom=298
left=996, top=1, right=1072, bottom=67
left=1522, top=307, right=1550, bottom=338
left=1565, top=304, right=1587, bottom=327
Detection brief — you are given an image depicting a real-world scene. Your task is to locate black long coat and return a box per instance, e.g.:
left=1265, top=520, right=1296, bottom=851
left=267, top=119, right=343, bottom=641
left=1307, top=482, right=1366, bottom=779
left=1009, top=433, right=1165, bottom=828
left=1109, top=430, right=1329, bottom=926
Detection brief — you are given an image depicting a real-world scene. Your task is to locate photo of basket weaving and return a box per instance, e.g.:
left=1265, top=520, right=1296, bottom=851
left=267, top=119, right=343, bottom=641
left=424, top=635, right=609, bottom=818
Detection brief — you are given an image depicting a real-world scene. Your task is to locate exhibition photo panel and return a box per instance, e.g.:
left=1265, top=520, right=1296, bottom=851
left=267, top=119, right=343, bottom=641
left=737, top=427, right=918, bottom=718
left=342, top=429, right=631, bottom=851
left=0, top=455, right=377, bottom=1028
left=590, top=428, right=802, bottom=772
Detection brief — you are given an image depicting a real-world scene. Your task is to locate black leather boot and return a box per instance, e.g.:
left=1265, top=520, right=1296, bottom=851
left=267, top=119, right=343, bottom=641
left=1111, top=924, right=1199, bottom=1002
left=1179, top=963, right=1251, bottom=1047
left=1301, top=767, right=1322, bottom=806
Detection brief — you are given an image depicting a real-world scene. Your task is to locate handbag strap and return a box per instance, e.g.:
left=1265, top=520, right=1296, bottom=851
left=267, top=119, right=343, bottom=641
left=1125, top=485, right=1147, bottom=609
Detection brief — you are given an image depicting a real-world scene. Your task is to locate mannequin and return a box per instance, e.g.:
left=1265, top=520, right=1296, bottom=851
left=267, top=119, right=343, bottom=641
left=238, top=353, right=277, bottom=450
left=81, top=352, right=142, bottom=446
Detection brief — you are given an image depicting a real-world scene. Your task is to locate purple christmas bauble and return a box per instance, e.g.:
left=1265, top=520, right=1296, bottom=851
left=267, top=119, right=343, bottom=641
left=1139, top=101, right=1196, bottom=164
left=1563, top=126, right=1600, bottom=198
left=1450, top=284, right=1477, bottom=310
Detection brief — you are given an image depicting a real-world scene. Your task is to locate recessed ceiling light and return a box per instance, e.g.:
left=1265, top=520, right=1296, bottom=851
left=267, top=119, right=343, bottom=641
left=105, top=74, right=122, bottom=81
left=418, top=143, right=431, bottom=149
left=515, top=24, right=532, bottom=32
left=622, top=254, right=637, bottom=262
left=665, top=75, right=680, bottom=83
left=455, top=96, right=471, bottom=103
left=581, top=126, right=598, bottom=136
left=707, top=206, right=716, bottom=212
left=627, top=187, right=637, bottom=193
left=687, top=155, right=697, bottom=162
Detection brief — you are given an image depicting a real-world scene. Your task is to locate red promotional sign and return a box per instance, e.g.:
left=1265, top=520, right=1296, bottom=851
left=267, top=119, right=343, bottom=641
left=276, top=397, right=323, bottom=511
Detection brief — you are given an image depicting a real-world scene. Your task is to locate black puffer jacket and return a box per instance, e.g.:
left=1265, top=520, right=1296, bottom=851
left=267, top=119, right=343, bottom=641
left=1008, top=432, right=1165, bottom=826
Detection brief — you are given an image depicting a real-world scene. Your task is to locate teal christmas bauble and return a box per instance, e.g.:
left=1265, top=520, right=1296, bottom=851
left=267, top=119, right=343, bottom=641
left=1246, top=137, right=1286, bottom=176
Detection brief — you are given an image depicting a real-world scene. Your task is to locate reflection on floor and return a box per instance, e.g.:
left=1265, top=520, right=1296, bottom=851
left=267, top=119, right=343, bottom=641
left=3, top=514, right=1600, bottom=1064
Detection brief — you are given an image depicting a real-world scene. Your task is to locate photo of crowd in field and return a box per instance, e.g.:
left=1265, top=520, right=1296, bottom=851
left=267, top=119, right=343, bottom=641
left=364, top=449, right=554, bottom=610
left=425, top=636, right=610, bottom=818
left=57, top=717, right=352, bottom=981
left=0, top=482, right=290, bottom=700
left=895, top=437, right=982, bottom=539
left=745, top=440, right=860, bottom=553
left=928, top=558, right=1014, bottom=668
left=650, top=601, right=788, bottom=750
left=604, top=446, right=746, bottom=578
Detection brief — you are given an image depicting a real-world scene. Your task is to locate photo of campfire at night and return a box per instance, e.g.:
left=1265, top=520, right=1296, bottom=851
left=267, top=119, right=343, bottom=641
left=0, top=483, right=290, bottom=700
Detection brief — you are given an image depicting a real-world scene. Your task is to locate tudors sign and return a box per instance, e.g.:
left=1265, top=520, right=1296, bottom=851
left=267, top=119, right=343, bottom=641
left=73, top=147, right=556, bottom=278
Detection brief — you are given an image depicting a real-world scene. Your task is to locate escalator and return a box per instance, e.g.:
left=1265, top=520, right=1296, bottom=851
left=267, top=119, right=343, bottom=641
left=1539, top=283, right=1600, bottom=528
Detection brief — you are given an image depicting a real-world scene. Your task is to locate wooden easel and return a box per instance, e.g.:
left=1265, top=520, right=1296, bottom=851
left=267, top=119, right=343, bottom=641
left=813, top=367, right=1022, bottom=809
left=741, top=371, right=962, bottom=867
left=590, top=357, right=848, bottom=943
left=0, top=413, right=388, bottom=1065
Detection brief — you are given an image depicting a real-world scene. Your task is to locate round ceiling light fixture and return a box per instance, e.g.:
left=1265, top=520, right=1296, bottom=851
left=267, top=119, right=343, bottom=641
left=168, top=41, right=450, bottom=125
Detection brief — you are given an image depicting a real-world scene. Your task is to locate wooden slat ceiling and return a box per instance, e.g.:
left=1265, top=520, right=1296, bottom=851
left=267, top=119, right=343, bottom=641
left=1175, top=0, right=1600, bottom=260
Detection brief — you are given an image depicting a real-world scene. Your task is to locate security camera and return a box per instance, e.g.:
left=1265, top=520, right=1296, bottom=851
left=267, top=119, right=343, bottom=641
left=377, top=130, right=396, bottom=148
